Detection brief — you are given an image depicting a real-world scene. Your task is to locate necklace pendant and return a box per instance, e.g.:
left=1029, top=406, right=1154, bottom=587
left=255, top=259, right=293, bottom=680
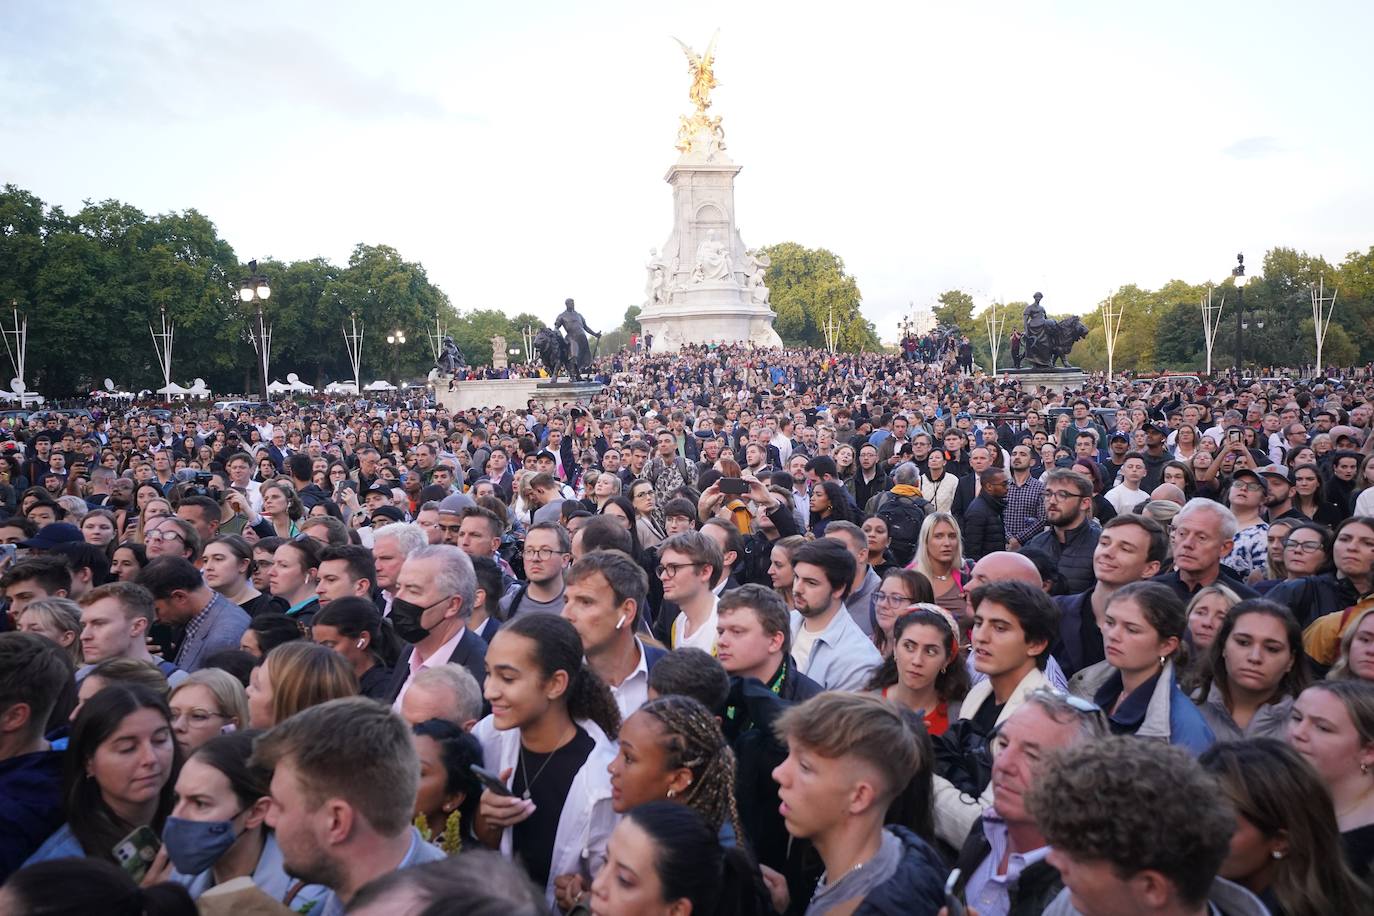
left=522, top=790, right=531, bottom=800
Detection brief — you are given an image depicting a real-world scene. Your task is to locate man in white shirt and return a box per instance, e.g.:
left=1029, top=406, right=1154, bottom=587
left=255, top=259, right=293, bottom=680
left=657, top=531, right=722, bottom=653
left=1103, top=452, right=1149, bottom=515
left=224, top=451, right=263, bottom=513
left=384, top=545, right=487, bottom=710
left=788, top=538, right=881, bottom=690
left=562, top=549, right=658, bottom=719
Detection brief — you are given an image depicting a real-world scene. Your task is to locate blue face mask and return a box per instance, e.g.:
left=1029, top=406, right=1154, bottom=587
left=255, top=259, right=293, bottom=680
left=161, top=815, right=241, bottom=875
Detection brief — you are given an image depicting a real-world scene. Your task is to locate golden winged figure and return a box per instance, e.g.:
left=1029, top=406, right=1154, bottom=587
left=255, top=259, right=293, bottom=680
left=673, top=30, right=719, bottom=112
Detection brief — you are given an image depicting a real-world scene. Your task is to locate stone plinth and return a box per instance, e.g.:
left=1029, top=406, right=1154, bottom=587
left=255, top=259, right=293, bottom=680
left=1001, top=368, right=1090, bottom=395
left=636, top=135, right=781, bottom=352
left=438, top=378, right=602, bottom=413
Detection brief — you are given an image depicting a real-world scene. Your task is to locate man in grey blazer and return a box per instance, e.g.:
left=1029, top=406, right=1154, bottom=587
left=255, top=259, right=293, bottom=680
left=137, top=557, right=250, bottom=673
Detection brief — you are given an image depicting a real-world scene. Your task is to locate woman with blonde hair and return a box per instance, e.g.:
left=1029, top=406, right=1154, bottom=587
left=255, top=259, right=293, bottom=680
left=135, top=496, right=174, bottom=544
left=1185, top=583, right=1243, bottom=654
left=909, top=511, right=966, bottom=621
left=1328, top=604, right=1374, bottom=683
left=16, top=597, right=84, bottom=666
left=168, top=668, right=250, bottom=754
left=245, top=641, right=357, bottom=729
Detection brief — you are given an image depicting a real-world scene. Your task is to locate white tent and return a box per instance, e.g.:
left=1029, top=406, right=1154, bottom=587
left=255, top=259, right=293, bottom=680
left=267, top=380, right=293, bottom=394
left=285, top=373, right=314, bottom=393
left=186, top=379, right=212, bottom=399
left=324, top=380, right=359, bottom=394
left=158, top=382, right=189, bottom=399
left=364, top=380, right=397, bottom=391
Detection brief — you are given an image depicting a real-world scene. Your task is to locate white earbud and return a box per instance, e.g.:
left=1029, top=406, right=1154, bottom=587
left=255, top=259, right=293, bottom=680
left=356, top=639, right=366, bottom=650
left=615, top=614, right=627, bottom=630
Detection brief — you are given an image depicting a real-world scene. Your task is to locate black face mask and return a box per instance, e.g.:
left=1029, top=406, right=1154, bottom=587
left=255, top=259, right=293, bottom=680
left=389, top=594, right=454, bottom=643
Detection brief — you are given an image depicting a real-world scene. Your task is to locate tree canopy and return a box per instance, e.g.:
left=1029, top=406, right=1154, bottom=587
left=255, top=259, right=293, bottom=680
left=0, top=184, right=549, bottom=394
left=761, top=242, right=879, bottom=351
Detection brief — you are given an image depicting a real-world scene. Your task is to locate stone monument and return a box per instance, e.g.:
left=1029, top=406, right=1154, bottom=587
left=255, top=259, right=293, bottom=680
left=635, top=32, right=783, bottom=352
left=1004, top=292, right=1090, bottom=393
left=490, top=335, right=508, bottom=371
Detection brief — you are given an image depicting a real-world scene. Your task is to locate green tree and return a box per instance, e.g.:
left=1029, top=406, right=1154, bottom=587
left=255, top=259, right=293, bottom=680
left=934, top=290, right=975, bottom=329
left=762, top=242, right=878, bottom=350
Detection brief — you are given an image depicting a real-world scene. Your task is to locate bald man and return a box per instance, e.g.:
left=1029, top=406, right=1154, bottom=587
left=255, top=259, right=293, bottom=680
left=1147, top=482, right=1187, bottom=507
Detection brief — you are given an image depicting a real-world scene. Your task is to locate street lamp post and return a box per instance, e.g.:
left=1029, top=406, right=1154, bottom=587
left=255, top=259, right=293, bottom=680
left=386, top=330, right=407, bottom=387
left=1232, top=253, right=1251, bottom=375
left=238, top=261, right=272, bottom=403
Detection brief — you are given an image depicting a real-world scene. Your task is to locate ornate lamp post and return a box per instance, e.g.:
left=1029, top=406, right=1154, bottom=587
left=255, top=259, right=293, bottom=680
left=386, top=329, right=407, bottom=386
left=238, top=261, right=272, bottom=403
left=1231, top=253, right=1255, bottom=374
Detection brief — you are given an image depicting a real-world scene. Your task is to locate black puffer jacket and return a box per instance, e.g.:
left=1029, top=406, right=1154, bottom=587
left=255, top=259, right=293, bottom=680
left=1267, top=573, right=1363, bottom=627
left=852, top=826, right=948, bottom=916
left=962, top=494, right=1006, bottom=561
left=1023, top=518, right=1102, bottom=596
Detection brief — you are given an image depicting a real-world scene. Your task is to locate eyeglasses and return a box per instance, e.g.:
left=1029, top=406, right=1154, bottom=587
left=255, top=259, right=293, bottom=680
left=1044, top=489, right=1088, bottom=502
left=656, top=561, right=702, bottom=579
left=1231, top=482, right=1264, bottom=492
left=874, top=591, right=914, bottom=607
left=1284, top=539, right=1325, bottom=554
left=526, top=547, right=568, bottom=561
left=144, top=530, right=184, bottom=543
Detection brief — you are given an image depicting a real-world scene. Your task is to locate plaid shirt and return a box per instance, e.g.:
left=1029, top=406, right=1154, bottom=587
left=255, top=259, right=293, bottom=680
left=1004, top=472, right=1047, bottom=544
left=174, top=596, right=217, bottom=667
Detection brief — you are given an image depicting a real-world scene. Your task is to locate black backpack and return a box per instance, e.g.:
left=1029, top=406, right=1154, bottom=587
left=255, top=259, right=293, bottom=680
left=878, top=494, right=930, bottom=566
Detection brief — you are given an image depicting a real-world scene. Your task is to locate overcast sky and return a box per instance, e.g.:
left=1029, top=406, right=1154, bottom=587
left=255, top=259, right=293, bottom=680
left=4, top=1, right=1370, bottom=340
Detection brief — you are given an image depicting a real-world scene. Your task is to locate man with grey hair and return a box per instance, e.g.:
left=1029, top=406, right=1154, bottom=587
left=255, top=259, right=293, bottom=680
left=252, top=697, right=444, bottom=916
left=383, top=544, right=486, bottom=710
left=1151, top=498, right=1259, bottom=603
left=948, top=688, right=1109, bottom=912
left=398, top=664, right=483, bottom=731
left=371, top=522, right=429, bottom=618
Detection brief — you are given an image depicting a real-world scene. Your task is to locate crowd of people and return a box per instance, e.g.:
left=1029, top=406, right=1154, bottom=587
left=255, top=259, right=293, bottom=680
left=1, top=340, right=1373, bottom=916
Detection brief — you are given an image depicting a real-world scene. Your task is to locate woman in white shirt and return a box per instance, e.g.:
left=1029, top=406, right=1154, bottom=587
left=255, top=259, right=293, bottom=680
left=475, top=614, right=621, bottom=911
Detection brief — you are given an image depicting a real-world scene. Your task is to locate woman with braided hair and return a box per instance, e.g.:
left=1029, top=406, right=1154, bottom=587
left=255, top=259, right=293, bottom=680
left=607, top=694, right=746, bottom=844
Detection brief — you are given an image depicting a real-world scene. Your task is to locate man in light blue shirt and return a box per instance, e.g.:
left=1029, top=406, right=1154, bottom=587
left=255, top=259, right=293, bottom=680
left=788, top=539, right=880, bottom=691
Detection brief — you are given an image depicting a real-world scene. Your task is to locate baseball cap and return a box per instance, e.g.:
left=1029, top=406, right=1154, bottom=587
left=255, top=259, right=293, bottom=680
left=437, top=493, right=476, bottom=517
left=364, top=481, right=392, bottom=498
left=19, top=522, right=85, bottom=550
left=535, top=450, right=558, bottom=463
left=1231, top=467, right=1268, bottom=494
left=1257, top=465, right=1289, bottom=482
left=1109, top=432, right=1129, bottom=443
left=1144, top=423, right=1167, bottom=436
left=369, top=505, right=406, bottom=523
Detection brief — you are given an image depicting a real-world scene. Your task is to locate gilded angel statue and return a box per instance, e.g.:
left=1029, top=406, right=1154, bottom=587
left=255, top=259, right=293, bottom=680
left=673, top=31, right=719, bottom=112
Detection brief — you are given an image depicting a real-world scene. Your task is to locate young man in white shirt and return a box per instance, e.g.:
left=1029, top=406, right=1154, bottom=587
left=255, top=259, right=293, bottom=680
left=657, top=531, right=722, bottom=654
left=562, top=549, right=658, bottom=719
left=1104, top=451, right=1149, bottom=515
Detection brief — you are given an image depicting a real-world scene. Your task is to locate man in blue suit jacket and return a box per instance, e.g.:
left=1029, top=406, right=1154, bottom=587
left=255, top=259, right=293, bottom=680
left=137, top=557, right=250, bottom=673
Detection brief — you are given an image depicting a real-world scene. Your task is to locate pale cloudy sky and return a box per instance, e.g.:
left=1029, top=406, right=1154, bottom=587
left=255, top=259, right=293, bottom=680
left=3, top=1, right=1371, bottom=340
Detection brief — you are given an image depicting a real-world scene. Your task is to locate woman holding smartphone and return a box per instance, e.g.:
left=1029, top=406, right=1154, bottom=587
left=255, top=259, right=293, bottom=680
left=474, top=614, right=620, bottom=911
left=24, top=685, right=181, bottom=865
